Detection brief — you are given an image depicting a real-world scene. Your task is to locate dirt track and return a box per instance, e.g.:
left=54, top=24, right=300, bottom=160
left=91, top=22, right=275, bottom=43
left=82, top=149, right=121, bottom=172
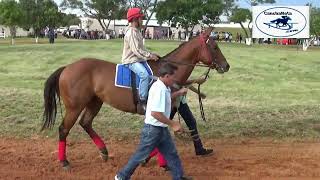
left=1, top=137, right=320, bottom=180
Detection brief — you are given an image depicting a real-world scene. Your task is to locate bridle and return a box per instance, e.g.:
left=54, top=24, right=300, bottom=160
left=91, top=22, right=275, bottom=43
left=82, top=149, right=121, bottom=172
left=161, top=33, right=220, bottom=70
left=163, top=33, right=220, bottom=122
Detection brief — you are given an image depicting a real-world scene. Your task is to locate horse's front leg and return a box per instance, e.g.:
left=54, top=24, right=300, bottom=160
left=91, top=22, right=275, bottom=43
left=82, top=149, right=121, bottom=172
left=174, top=78, right=207, bottom=99
left=188, top=85, right=206, bottom=99
left=182, top=77, right=207, bottom=87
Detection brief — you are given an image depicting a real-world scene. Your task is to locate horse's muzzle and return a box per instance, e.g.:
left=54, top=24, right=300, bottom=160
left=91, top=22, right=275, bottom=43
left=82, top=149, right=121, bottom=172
left=216, top=63, right=230, bottom=74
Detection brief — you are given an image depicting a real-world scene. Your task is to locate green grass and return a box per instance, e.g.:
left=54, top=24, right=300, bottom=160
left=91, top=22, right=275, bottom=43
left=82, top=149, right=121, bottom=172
left=0, top=38, right=319, bottom=140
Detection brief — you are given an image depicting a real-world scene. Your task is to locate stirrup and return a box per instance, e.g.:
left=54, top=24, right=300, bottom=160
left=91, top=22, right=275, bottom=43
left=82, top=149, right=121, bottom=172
left=137, top=100, right=147, bottom=114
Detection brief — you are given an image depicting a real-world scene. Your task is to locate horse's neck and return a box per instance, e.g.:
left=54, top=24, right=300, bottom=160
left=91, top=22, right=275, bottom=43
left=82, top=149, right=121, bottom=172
left=155, top=40, right=199, bottom=84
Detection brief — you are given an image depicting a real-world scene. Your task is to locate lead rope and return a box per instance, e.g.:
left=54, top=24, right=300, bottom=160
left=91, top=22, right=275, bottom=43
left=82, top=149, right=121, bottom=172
left=198, top=67, right=212, bottom=121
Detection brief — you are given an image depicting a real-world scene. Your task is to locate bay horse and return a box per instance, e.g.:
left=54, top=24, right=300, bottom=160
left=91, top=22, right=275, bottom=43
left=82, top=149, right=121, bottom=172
left=41, top=28, right=230, bottom=169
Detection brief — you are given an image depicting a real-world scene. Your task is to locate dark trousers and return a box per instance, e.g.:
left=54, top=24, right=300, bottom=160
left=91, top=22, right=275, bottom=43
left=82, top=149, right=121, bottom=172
left=49, top=36, right=54, bottom=44
left=170, top=102, right=204, bottom=153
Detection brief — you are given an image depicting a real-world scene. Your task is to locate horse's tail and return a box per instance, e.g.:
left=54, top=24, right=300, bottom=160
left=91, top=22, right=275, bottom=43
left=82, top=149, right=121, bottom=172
left=41, top=66, right=66, bottom=131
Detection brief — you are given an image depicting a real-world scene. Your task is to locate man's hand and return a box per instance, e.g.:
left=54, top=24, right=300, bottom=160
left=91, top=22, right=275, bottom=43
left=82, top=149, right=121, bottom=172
left=171, top=121, right=182, bottom=132
left=195, top=77, right=206, bottom=85
left=177, top=87, right=188, bottom=96
left=150, top=53, right=160, bottom=61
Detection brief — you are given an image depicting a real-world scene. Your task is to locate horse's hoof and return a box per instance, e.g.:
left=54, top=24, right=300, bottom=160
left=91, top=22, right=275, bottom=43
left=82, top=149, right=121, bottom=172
left=100, top=153, right=108, bottom=161
left=99, top=148, right=108, bottom=161
left=61, top=160, right=71, bottom=171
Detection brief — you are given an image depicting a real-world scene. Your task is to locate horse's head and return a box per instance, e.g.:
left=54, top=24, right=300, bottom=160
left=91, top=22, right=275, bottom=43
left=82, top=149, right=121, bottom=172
left=281, top=16, right=291, bottom=20
left=197, top=28, right=230, bottom=73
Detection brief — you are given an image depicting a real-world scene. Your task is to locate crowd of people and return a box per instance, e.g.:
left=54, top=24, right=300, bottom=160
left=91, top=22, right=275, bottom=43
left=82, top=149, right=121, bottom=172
left=61, top=29, right=115, bottom=40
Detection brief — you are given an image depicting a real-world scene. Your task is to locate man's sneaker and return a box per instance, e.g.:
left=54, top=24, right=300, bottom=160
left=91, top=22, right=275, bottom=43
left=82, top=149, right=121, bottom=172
left=160, top=165, right=170, bottom=171
left=196, top=148, right=214, bottom=156
left=181, top=175, right=193, bottom=180
left=140, top=157, right=151, bottom=167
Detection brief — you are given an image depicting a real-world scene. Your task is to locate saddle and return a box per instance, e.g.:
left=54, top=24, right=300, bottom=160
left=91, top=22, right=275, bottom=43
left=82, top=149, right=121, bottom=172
left=115, top=62, right=154, bottom=114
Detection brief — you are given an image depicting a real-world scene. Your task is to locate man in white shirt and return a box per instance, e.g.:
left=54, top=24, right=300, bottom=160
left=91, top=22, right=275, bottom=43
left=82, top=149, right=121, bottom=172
left=115, top=63, right=192, bottom=180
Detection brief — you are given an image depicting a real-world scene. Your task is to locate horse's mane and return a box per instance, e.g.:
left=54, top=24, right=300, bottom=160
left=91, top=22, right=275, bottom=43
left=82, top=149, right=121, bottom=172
left=160, top=37, right=197, bottom=61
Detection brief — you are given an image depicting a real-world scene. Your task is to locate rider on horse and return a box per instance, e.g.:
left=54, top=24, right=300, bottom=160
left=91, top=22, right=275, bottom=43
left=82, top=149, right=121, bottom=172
left=122, top=7, right=160, bottom=113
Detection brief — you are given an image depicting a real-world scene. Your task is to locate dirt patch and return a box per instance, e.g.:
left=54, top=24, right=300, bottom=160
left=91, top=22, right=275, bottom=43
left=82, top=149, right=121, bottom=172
left=1, top=137, right=320, bottom=179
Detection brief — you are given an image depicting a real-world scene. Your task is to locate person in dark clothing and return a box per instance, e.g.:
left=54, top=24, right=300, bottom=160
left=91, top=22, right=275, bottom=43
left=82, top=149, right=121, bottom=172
left=170, top=100, right=213, bottom=156
left=48, top=27, right=55, bottom=44
left=178, top=30, right=181, bottom=41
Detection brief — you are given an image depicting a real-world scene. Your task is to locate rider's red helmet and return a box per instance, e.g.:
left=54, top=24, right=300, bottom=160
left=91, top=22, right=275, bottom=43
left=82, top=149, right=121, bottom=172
left=127, top=8, right=144, bottom=22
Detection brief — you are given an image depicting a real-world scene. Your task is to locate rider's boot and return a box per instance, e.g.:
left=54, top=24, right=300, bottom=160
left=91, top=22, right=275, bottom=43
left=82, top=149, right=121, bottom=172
left=137, top=99, right=147, bottom=114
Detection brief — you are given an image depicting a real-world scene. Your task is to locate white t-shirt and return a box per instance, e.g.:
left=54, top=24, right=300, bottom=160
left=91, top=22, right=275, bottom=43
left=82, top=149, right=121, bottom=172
left=144, top=79, right=171, bottom=127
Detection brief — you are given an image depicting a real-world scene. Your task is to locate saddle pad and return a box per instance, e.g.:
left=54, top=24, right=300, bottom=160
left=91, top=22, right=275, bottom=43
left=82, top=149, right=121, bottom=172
left=115, top=62, right=153, bottom=88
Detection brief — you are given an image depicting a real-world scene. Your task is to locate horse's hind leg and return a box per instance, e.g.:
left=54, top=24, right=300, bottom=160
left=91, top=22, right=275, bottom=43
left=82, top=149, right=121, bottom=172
left=58, top=108, right=82, bottom=170
left=79, top=97, right=108, bottom=161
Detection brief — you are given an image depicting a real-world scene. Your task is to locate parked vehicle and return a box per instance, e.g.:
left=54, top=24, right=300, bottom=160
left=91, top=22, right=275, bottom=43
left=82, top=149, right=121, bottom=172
left=56, top=27, right=68, bottom=34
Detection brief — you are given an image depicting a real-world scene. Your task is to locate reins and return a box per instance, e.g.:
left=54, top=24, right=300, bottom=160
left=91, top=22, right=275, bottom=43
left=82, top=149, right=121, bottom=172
left=160, top=33, right=219, bottom=123
left=161, top=59, right=214, bottom=68
left=197, top=66, right=211, bottom=122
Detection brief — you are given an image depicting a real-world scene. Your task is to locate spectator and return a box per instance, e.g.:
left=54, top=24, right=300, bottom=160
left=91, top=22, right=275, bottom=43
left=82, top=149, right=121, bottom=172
left=236, top=32, right=239, bottom=42
left=229, top=33, right=232, bottom=43
left=196, top=30, right=200, bottom=36
left=48, top=27, right=55, bottom=44
left=146, top=29, right=150, bottom=39
left=189, top=31, right=193, bottom=40
left=119, top=28, right=124, bottom=39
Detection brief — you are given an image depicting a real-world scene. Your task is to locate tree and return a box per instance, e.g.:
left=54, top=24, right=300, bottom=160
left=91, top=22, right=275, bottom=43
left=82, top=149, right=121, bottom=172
left=59, top=13, right=81, bottom=27
left=61, top=0, right=127, bottom=31
left=223, top=0, right=238, bottom=18
left=43, top=0, right=61, bottom=28
left=243, top=0, right=275, bottom=6
left=20, top=0, right=61, bottom=43
left=230, top=8, right=251, bottom=38
left=202, top=0, right=225, bottom=25
left=310, top=6, right=320, bottom=38
left=231, top=0, right=276, bottom=38
left=155, top=0, right=177, bottom=25
left=0, top=0, right=23, bottom=45
left=301, top=4, right=320, bottom=51
left=128, top=0, right=158, bottom=37
left=156, top=0, right=224, bottom=36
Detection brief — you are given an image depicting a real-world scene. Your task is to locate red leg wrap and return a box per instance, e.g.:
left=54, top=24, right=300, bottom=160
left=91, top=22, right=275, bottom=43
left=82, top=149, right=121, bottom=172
left=58, top=141, right=66, bottom=161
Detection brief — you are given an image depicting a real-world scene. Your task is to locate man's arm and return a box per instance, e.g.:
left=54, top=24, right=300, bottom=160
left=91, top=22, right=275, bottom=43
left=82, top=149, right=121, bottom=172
left=183, top=77, right=206, bottom=86
left=188, top=85, right=206, bottom=99
left=171, top=87, right=188, bottom=100
left=172, top=77, right=207, bottom=98
left=129, top=29, right=151, bottom=59
left=151, top=111, right=181, bottom=132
